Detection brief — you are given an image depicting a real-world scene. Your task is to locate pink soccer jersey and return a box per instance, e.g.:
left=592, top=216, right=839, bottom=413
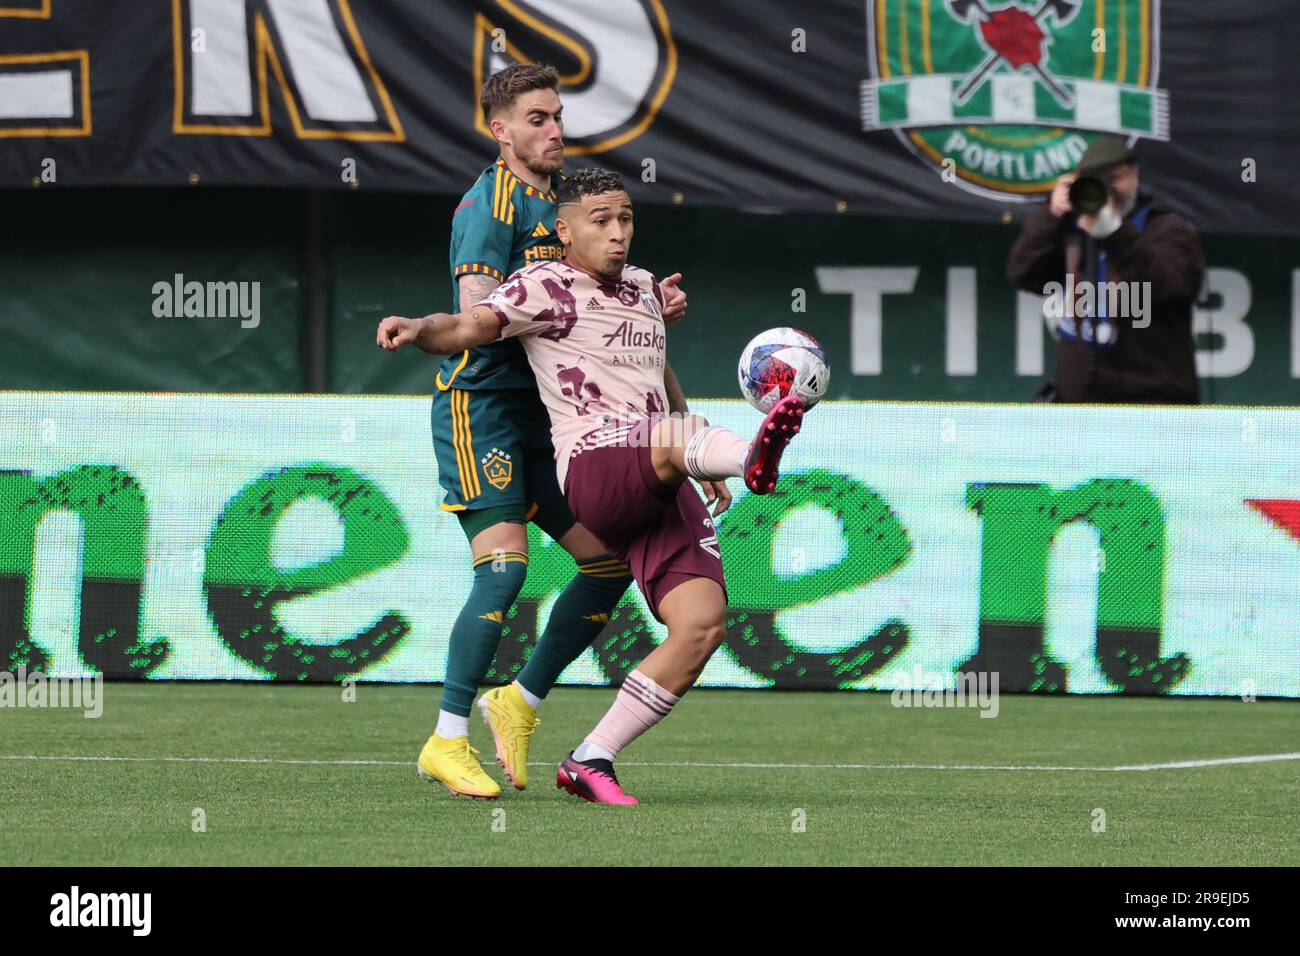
left=482, top=258, right=669, bottom=486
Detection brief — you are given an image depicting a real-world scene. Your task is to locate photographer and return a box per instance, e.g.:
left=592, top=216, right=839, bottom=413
left=1008, top=137, right=1206, bottom=404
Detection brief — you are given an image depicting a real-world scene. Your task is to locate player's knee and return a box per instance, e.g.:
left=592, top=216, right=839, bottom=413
left=470, top=554, right=528, bottom=603
left=679, top=620, right=726, bottom=666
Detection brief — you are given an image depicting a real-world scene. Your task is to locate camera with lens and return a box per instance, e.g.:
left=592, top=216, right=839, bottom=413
left=1068, top=175, right=1109, bottom=216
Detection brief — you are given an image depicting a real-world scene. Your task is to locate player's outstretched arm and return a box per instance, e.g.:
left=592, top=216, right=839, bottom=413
left=459, top=273, right=501, bottom=312
left=376, top=305, right=501, bottom=354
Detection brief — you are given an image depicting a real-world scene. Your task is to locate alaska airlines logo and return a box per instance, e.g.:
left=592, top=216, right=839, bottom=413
left=473, top=0, right=676, bottom=155
left=171, top=0, right=404, bottom=141
left=861, top=0, right=1167, bottom=200
left=601, top=320, right=664, bottom=351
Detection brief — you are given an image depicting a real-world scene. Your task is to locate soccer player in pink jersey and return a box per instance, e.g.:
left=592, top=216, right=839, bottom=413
left=377, top=168, right=805, bottom=803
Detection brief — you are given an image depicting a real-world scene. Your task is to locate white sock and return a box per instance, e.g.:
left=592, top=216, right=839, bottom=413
left=683, top=426, right=749, bottom=481
left=435, top=710, right=469, bottom=739
left=573, top=741, right=616, bottom=762
left=513, top=680, right=543, bottom=710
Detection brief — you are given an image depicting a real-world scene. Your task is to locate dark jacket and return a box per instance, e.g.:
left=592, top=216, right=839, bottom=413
left=1007, top=192, right=1205, bottom=404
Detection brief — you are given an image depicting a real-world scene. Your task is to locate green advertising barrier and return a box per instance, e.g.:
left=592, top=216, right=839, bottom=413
left=1, top=392, right=1296, bottom=697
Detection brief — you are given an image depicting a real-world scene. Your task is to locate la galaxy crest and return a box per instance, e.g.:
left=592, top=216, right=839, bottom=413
left=862, top=0, right=1167, bottom=201
left=481, top=447, right=513, bottom=491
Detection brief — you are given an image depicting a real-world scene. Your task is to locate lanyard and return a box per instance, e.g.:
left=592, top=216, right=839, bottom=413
left=1067, top=204, right=1150, bottom=348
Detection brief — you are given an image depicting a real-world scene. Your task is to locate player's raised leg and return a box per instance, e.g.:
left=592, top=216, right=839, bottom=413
left=555, top=400, right=808, bottom=804
left=651, top=395, right=805, bottom=495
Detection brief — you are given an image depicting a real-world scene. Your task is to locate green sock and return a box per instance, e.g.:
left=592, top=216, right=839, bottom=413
left=518, top=554, right=631, bottom=700
left=440, top=551, right=528, bottom=717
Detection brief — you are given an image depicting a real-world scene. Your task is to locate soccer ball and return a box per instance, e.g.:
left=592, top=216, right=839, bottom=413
left=737, top=327, right=829, bottom=412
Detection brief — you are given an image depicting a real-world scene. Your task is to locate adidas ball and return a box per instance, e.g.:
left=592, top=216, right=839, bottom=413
left=737, top=327, right=829, bottom=412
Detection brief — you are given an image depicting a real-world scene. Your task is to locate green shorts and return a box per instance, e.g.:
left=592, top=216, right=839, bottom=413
left=431, top=385, right=575, bottom=541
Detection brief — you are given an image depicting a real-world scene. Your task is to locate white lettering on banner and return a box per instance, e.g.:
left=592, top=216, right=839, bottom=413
left=189, top=0, right=371, bottom=120
left=0, top=71, right=72, bottom=119
left=176, top=0, right=402, bottom=139
left=946, top=267, right=977, bottom=375
left=1016, top=291, right=1055, bottom=377
left=0, top=2, right=91, bottom=136
left=1194, top=268, right=1254, bottom=379
left=484, top=0, right=658, bottom=141
left=814, top=266, right=919, bottom=375
left=815, top=264, right=1266, bottom=381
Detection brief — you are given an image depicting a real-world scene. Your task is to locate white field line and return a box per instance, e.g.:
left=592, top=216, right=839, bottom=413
left=0, top=753, right=1297, bottom=772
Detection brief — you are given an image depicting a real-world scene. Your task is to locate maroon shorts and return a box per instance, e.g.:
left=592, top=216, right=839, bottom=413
left=564, top=442, right=726, bottom=621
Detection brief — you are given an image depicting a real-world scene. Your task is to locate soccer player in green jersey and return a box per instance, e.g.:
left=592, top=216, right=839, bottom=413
left=411, top=65, right=727, bottom=798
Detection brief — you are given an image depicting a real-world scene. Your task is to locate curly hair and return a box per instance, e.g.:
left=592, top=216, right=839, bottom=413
left=479, top=64, right=560, bottom=123
left=555, top=167, right=626, bottom=206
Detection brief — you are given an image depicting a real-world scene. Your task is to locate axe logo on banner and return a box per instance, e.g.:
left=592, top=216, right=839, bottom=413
left=473, top=0, right=676, bottom=155
left=171, top=0, right=404, bottom=141
left=861, top=0, right=1168, bottom=200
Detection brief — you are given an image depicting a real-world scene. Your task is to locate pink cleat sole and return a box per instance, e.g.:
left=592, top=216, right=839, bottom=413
left=744, top=395, right=805, bottom=494
left=556, top=753, right=639, bottom=805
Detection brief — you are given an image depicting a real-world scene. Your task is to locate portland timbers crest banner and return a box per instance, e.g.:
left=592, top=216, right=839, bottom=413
left=0, top=0, right=1295, bottom=233
left=862, top=0, right=1168, bottom=198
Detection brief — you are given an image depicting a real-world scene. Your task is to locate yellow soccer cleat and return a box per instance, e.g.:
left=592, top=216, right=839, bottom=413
left=416, top=733, right=502, bottom=799
left=477, top=683, right=540, bottom=790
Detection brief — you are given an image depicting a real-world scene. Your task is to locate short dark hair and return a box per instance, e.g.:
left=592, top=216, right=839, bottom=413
left=555, top=167, right=626, bottom=206
left=480, top=64, right=559, bottom=123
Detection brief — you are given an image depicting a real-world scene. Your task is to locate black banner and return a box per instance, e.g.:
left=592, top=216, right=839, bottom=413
left=1, top=0, right=1297, bottom=233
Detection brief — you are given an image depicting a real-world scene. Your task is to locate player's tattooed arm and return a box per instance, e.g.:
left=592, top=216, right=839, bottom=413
left=375, top=305, right=500, bottom=355
left=458, top=273, right=502, bottom=312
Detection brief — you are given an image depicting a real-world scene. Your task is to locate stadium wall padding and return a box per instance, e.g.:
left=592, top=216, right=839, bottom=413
left=4, top=189, right=1300, bottom=403
left=1, top=392, right=1297, bottom=697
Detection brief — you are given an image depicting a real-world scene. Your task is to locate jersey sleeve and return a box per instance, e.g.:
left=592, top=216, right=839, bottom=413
left=646, top=271, right=665, bottom=312
left=483, top=272, right=555, bottom=339
left=450, top=187, right=515, bottom=285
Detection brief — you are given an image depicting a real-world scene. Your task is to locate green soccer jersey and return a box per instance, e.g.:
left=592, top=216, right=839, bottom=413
left=437, top=159, right=566, bottom=391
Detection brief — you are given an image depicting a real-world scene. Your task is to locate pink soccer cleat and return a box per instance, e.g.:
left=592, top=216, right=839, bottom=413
left=556, top=752, right=639, bottom=805
left=743, top=395, right=805, bottom=494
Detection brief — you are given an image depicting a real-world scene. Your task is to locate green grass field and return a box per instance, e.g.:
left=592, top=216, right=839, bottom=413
left=1, top=684, right=1296, bottom=866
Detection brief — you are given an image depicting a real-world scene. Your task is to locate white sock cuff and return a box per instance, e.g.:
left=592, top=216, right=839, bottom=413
left=513, top=680, right=544, bottom=710
left=683, top=426, right=720, bottom=481
left=435, top=710, right=469, bottom=739
left=624, top=669, right=680, bottom=708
